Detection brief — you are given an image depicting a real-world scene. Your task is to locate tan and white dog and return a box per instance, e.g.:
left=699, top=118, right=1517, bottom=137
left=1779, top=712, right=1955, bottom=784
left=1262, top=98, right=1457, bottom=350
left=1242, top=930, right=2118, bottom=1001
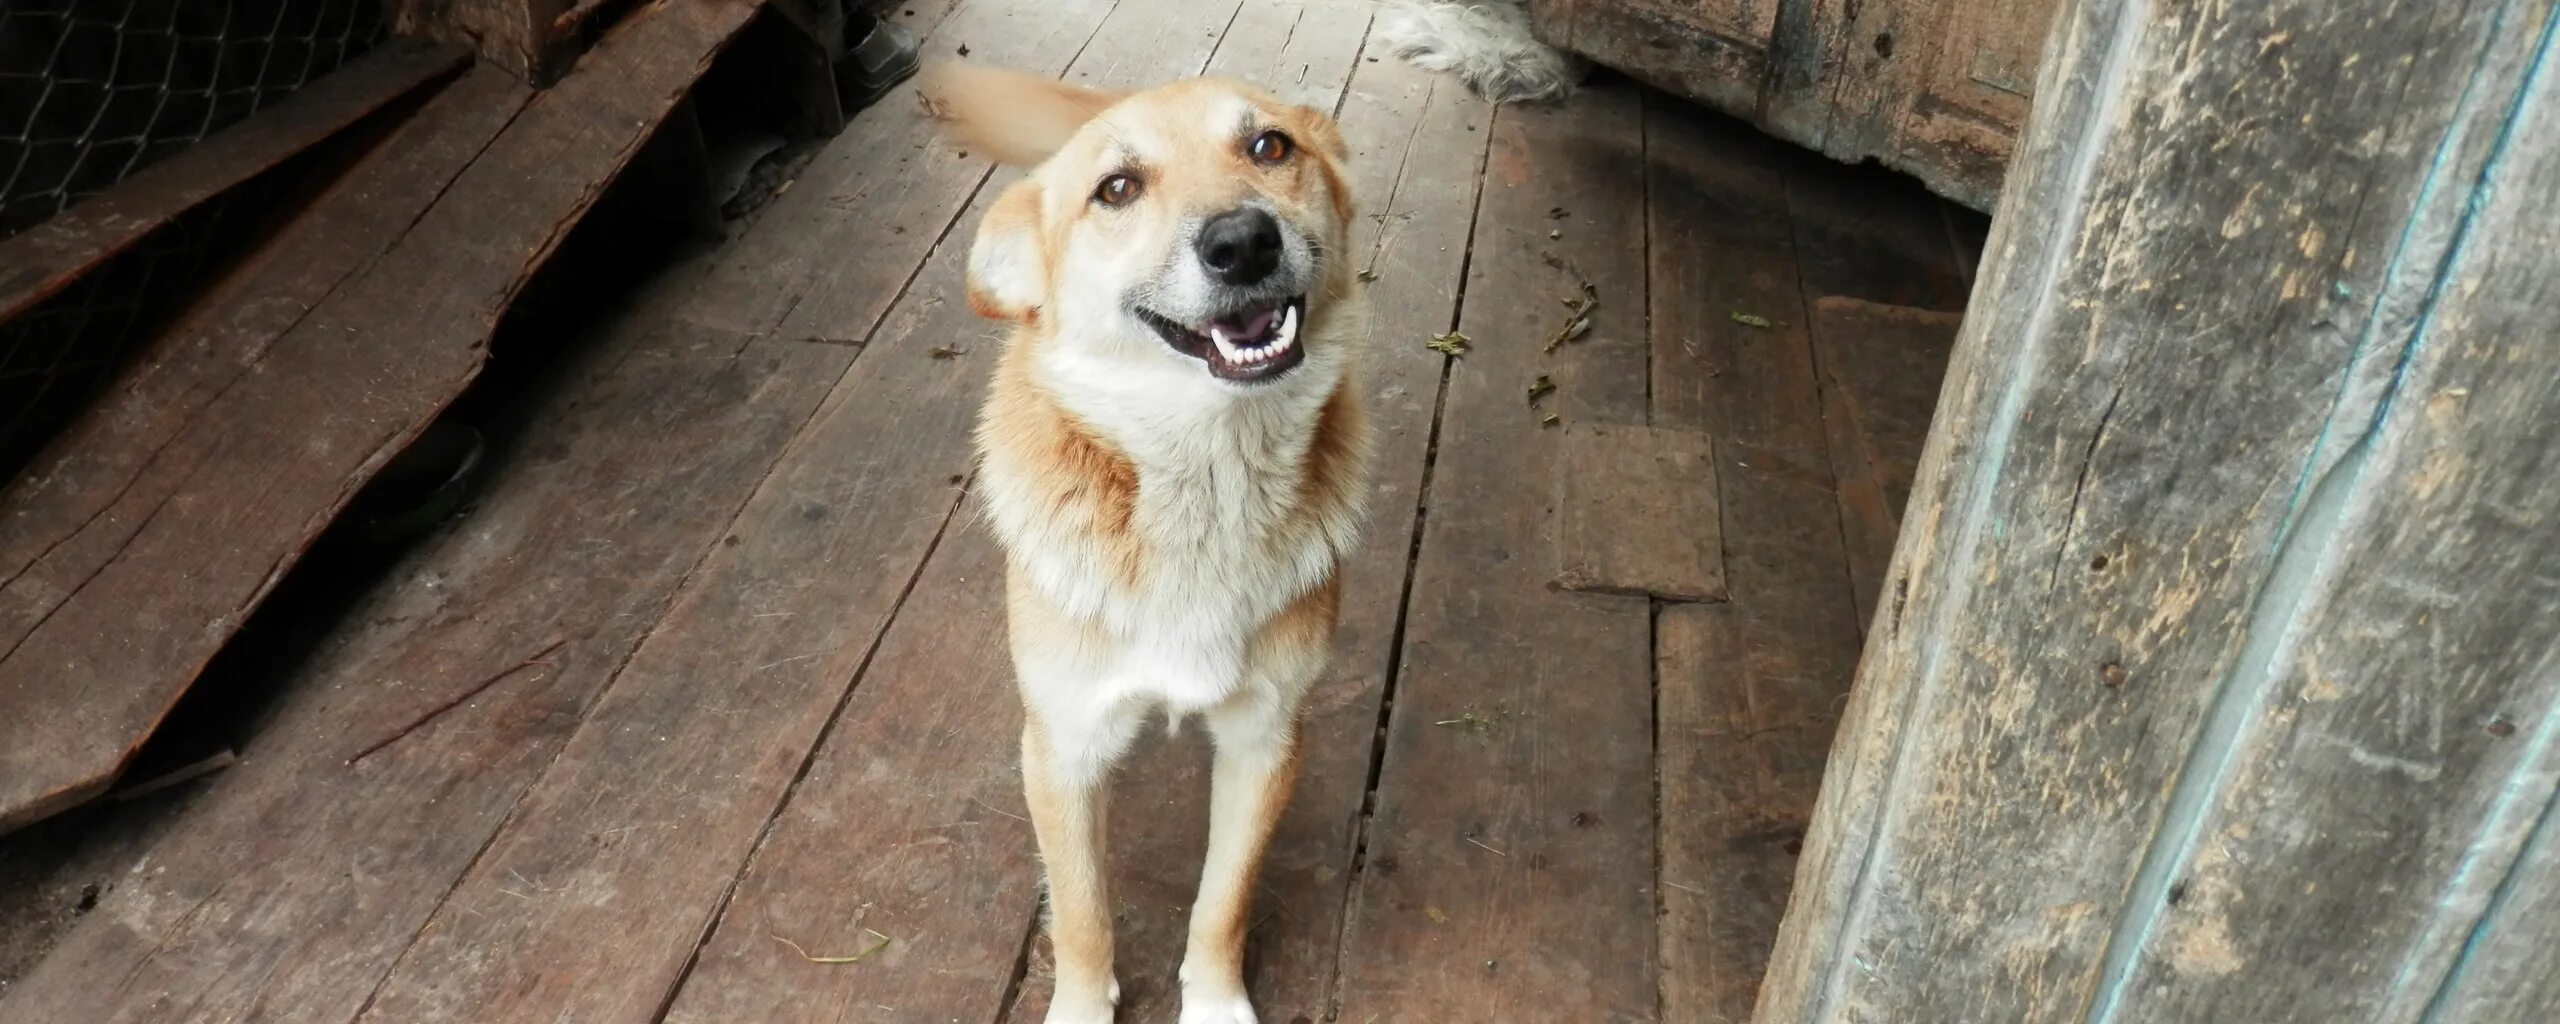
left=922, top=64, right=1371, bottom=1024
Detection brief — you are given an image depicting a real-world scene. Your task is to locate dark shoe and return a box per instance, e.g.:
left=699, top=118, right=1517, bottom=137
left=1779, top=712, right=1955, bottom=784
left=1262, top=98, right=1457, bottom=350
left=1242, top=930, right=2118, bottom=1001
left=837, top=12, right=920, bottom=113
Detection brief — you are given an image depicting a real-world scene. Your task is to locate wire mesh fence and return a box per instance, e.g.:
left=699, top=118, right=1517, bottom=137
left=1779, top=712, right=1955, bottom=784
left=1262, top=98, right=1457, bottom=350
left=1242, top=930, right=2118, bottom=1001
left=0, top=0, right=388, bottom=484
left=1, top=0, right=387, bottom=235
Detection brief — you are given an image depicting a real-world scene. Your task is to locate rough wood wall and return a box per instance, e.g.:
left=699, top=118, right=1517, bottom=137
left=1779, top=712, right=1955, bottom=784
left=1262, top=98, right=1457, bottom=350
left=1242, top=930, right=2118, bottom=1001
left=1528, top=0, right=2061, bottom=210
left=1757, top=0, right=2560, bottom=1021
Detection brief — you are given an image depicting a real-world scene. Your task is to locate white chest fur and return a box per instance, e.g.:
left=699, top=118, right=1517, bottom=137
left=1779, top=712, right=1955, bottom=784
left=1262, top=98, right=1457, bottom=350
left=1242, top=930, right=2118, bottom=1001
left=981, top=335, right=1363, bottom=714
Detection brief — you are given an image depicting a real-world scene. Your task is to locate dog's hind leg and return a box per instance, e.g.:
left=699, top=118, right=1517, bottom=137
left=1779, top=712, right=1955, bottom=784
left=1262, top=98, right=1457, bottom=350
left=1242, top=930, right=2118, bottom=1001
left=1178, top=692, right=1306, bottom=1024
left=1022, top=713, right=1132, bottom=1024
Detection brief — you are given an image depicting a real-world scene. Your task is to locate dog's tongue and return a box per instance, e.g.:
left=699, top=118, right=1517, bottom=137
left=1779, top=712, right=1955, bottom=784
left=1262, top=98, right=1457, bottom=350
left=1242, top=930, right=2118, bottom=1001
left=1212, top=307, right=1279, bottom=343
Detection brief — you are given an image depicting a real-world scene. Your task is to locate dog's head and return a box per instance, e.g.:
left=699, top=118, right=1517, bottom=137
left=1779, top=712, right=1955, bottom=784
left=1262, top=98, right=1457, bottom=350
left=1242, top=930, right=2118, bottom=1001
left=923, top=63, right=1354, bottom=388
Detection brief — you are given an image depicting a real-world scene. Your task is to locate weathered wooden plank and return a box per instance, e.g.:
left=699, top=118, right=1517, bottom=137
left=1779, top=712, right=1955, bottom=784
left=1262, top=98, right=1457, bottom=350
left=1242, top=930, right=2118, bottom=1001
left=2431, top=793, right=2560, bottom=1022
left=690, top=0, right=1123, bottom=337
left=1643, top=100, right=1862, bottom=1024
left=0, top=318, right=830, bottom=1024
left=1554, top=424, right=1724, bottom=602
left=345, top=4, right=1269, bottom=1022
left=0, top=0, right=767, bottom=838
left=0, top=39, right=468, bottom=324
left=2100, top=24, right=2560, bottom=1019
left=1806, top=297, right=1960, bottom=628
left=338, top=266, right=984, bottom=1024
left=1784, top=94, right=1972, bottom=634
left=1333, top=78, right=1656, bottom=1024
left=659, top=521, right=1041, bottom=1024
left=1526, top=0, right=1765, bottom=114
left=1756, top=1, right=2555, bottom=1022
left=1815, top=0, right=2048, bottom=212
left=1228, top=43, right=1499, bottom=1020
left=647, top=219, right=1037, bottom=1024
left=0, top=66, right=533, bottom=835
left=0, top=1, right=946, bottom=1018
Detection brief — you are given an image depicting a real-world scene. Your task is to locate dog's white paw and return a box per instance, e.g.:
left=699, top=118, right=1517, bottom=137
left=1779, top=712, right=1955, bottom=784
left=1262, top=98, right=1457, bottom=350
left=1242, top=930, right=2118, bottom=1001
left=1042, top=978, right=1120, bottom=1024
left=1177, top=988, right=1258, bottom=1024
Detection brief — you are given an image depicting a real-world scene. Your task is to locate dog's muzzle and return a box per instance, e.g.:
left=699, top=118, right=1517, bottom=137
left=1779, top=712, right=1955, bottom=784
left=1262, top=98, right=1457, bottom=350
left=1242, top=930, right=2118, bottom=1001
left=1134, top=206, right=1313, bottom=384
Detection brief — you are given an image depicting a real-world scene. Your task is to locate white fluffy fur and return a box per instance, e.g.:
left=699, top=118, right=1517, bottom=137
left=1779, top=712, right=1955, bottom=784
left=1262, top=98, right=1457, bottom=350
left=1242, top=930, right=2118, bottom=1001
left=1375, top=0, right=1584, bottom=104
left=938, top=69, right=1371, bottom=1024
left=984, top=300, right=1365, bottom=783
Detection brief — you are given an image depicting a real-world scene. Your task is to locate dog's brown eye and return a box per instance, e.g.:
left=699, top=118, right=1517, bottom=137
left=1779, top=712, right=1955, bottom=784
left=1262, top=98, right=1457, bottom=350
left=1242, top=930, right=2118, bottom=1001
left=1093, top=173, right=1142, bottom=207
left=1247, top=129, right=1292, bottom=165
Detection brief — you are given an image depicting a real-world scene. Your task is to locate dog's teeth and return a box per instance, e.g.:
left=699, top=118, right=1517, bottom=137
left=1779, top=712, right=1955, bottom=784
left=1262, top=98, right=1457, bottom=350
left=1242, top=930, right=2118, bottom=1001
left=1274, top=304, right=1300, bottom=351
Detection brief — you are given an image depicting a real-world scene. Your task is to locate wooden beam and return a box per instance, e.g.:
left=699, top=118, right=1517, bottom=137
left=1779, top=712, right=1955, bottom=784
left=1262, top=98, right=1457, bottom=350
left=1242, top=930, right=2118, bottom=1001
left=1758, top=1, right=2560, bottom=1022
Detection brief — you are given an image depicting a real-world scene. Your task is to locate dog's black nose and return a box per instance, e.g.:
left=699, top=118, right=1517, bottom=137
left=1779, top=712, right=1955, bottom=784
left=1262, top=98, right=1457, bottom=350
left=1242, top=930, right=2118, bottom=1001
left=1195, top=208, right=1283, bottom=286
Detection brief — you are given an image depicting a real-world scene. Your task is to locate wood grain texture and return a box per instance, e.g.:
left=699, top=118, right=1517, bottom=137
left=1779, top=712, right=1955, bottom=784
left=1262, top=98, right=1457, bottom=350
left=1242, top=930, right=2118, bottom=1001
left=0, top=39, right=467, bottom=324
left=1757, top=1, right=2559, bottom=1021
left=1526, top=0, right=1769, bottom=114
left=1784, top=156, right=1971, bottom=629
left=1530, top=0, right=2061, bottom=210
left=660, top=522, right=1040, bottom=1024
left=1807, top=298, right=1960, bottom=630
left=1333, top=77, right=1656, bottom=1024
left=2429, top=787, right=2560, bottom=1023
left=1644, top=101, right=1864, bottom=1024
left=0, top=3, right=974, bottom=1019
left=688, top=0, right=1122, bottom=338
left=341, top=230, right=987, bottom=1023
left=0, top=65, right=533, bottom=835
left=1816, top=0, right=2057, bottom=211
left=1554, top=424, right=1724, bottom=602
left=0, top=0, right=762, bottom=839
left=1259, top=41, right=1502, bottom=1021
left=644, top=215, right=1036, bottom=1024
left=2100, top=17, right=2560, bottom=1018
left=337, top=7, right=1131, bottom=1024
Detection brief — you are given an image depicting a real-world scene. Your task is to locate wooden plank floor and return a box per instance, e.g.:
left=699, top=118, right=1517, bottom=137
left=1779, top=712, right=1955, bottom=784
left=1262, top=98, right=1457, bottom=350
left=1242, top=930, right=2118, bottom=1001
left=0, top=0, right=1982, bottom=1019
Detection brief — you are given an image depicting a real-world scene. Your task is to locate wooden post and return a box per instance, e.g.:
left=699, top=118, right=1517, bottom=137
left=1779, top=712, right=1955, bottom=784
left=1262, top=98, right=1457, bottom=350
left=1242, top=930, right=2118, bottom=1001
left=1759, top=1, right=2560, bottom=1022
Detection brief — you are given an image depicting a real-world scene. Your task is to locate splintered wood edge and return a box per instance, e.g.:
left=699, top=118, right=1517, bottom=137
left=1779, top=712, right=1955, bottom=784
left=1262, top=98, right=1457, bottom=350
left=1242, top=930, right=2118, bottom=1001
left=1553, top=423, right=1727, bottom=603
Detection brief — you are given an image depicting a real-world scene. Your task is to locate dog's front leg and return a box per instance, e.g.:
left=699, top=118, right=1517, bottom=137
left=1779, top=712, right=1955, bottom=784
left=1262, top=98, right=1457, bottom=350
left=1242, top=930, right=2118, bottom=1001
left=1022, top=716, right=1124, bottom=1024
left=1179, top=694, right=1305, bottom=1024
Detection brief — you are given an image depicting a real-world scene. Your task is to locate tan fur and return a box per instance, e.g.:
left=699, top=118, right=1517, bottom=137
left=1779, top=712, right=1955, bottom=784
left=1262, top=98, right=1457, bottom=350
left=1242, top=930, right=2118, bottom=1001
left=980, top=348, right=1146, bottom=588
left=921, top=63, right=1130, bottom=168
left=926, top=62, right=1370, bottom=1024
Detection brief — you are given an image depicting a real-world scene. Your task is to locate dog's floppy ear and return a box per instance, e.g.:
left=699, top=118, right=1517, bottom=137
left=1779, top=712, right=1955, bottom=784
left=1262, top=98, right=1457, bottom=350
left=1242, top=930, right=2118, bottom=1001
left=966, top=178, right=1048, bottom=321
left=920, top=62, right=1127, bottom=166
left=1280, top=103, right=1356, bottom=225
left=1283, top=104, right=1349, bottom=164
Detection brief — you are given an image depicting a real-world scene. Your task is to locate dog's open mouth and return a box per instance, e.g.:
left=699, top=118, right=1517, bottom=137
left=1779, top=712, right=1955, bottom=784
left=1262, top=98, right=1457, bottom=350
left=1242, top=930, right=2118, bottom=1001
left=1136, top=295, right=1308, bottom=383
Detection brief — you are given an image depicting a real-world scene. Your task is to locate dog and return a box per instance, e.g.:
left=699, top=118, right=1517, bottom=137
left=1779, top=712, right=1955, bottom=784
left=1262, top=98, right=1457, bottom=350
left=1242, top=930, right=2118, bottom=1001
left=920, top=63, right=1372, bottom=1024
